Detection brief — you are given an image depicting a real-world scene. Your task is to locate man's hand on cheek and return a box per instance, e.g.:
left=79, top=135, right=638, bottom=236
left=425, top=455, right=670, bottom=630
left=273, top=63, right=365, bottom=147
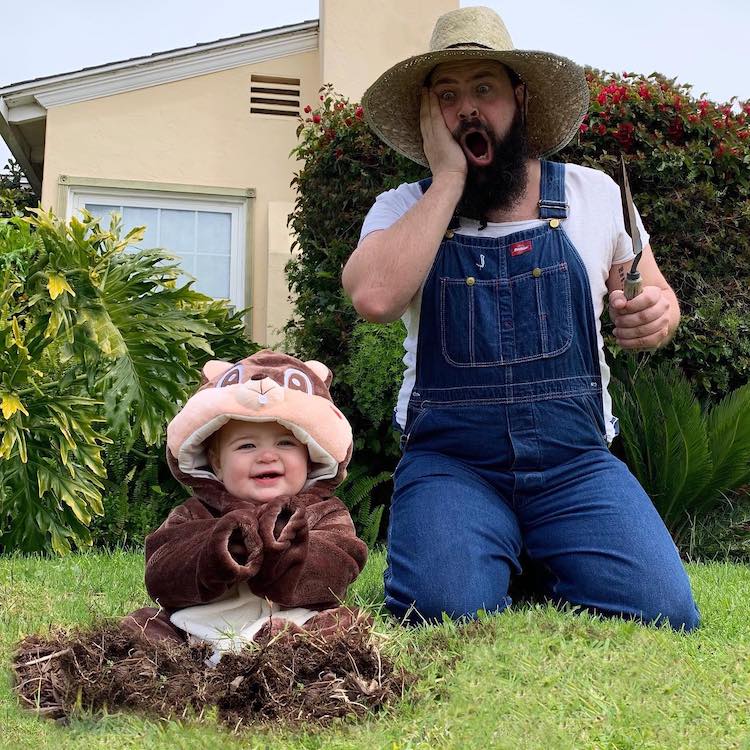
left=420, top=88, right=467, bottom=182
left=609, top=287, right=672, bottom=350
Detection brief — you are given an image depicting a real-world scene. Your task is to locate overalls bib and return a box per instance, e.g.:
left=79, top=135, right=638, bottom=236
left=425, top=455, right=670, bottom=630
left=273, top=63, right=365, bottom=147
left=385, top=161, right=699, bottom=630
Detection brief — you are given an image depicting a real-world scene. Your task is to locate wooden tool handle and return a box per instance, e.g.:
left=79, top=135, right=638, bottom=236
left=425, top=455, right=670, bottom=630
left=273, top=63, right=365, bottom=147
left=624, top=272, right=643, bottom=300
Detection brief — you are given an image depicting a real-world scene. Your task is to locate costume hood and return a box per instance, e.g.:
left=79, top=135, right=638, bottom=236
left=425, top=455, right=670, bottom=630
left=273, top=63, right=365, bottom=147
left=167, top=350, right=353, bottom=494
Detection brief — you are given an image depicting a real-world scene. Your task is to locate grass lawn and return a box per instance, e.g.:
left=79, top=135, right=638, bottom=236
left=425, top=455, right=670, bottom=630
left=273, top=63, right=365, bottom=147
left=2, top=550, right=750, bottom=750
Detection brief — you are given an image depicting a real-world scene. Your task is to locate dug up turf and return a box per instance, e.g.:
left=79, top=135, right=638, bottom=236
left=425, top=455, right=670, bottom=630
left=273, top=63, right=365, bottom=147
left=12, top=617, right=413, bottom=728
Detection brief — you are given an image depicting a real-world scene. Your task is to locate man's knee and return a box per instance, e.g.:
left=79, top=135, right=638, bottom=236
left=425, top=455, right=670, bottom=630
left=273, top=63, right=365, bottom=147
left=384, top=578, right=510, bottom=624
left=646, top=588, right=700, bottom=632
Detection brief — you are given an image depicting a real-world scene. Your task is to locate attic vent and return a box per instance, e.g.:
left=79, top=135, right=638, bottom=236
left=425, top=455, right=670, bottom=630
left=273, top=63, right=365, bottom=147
left=250, top=74, right=300, bottom=118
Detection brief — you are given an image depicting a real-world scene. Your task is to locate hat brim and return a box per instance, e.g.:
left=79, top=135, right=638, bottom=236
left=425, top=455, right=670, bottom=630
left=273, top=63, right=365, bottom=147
left=362, top=48, right=589, bottom=165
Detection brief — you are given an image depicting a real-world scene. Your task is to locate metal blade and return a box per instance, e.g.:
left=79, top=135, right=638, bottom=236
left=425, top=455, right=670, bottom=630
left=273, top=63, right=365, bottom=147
left=619, top=155, right=642, bottom=260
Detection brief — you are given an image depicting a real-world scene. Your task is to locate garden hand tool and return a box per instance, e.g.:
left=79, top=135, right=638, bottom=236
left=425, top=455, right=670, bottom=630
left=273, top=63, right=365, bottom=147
left=618, top=155, right=643, bottom=300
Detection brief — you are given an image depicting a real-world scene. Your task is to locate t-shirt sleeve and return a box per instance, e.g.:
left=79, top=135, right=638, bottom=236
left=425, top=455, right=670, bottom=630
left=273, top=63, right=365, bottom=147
left=359, top=182, right=423, bottom=243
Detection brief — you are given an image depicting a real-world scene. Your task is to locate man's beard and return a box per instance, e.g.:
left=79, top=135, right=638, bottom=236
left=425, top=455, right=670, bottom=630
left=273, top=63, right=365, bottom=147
left=454, top=108, right=529, bottom=224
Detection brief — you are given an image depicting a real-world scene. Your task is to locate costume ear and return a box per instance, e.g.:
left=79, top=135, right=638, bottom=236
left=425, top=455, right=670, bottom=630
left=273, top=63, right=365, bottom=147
left=305, top=360, right=332, bottom=388
left=201, top=360, right=234, bottom=384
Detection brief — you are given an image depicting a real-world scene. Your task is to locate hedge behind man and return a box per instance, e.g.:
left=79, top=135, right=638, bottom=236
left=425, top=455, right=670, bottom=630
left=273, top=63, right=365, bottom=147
left=342, top=6, right=699, bottom=630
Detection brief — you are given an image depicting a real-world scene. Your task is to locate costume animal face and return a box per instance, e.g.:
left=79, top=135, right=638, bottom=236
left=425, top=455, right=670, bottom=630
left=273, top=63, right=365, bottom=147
left=167, top=350, right=352, bottom=489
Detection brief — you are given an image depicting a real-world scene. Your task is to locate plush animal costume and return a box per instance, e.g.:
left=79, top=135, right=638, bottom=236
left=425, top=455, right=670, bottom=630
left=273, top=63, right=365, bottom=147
left=123, top=351, right=368, bottom=657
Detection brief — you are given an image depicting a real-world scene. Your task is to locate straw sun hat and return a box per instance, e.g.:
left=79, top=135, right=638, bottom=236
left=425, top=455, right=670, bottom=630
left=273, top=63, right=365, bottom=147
left=362, top=6, right=589, bottom=166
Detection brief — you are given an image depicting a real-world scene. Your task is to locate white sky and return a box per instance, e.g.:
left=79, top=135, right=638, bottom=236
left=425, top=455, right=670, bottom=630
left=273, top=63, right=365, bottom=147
left=1, top=0, right=748, bottom=170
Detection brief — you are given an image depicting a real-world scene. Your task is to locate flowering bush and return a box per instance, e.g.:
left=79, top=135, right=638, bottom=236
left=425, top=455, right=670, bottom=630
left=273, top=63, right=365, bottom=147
left=560, top=71, right=750, bottom=397
left=286, top=74, right=750, bottom=492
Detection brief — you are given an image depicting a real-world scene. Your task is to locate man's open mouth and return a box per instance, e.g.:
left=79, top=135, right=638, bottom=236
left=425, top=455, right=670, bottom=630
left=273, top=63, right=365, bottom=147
left=460, top=129, right=493, bottom=165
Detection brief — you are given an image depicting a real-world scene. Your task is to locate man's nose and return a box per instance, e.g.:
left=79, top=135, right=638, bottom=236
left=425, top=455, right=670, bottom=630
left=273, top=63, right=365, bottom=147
left=457, top=94, right=479, bottom=120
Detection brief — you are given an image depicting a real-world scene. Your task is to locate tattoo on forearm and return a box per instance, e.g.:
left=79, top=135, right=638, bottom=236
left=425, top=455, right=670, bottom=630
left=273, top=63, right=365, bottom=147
left=618, top=265, right=626, bottom=289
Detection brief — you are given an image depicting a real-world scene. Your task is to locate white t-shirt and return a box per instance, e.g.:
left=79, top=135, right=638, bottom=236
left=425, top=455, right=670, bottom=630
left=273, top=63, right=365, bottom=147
left=359, top=162, right=649, bottom=443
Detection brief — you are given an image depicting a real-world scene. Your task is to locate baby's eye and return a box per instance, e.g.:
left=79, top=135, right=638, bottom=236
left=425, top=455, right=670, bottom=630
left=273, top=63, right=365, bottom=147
left=278, top=438, right=300, bottom=447
left=237, top=442, right=256, bottom=450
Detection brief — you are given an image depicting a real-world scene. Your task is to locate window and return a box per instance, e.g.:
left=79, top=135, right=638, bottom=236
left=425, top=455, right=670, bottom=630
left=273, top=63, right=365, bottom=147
left=68, top=188, right=247, bottom=308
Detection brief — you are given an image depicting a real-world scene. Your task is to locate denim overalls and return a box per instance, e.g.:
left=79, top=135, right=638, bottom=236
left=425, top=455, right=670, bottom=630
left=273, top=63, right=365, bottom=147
left=385, top=160, right=699, bottom=630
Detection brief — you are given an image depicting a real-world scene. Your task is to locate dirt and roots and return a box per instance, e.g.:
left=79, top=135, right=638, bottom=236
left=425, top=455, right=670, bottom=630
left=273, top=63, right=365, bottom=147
left=12, top=616, right=413, bottom=728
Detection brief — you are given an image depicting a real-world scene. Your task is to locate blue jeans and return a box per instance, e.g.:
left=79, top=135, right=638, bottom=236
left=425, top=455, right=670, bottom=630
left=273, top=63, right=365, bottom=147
left=385, top=405, right=700, bottom=631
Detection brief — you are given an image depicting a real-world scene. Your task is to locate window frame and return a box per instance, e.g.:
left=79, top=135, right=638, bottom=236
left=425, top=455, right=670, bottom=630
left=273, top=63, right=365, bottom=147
left=62, top=177, right=252, bottom=310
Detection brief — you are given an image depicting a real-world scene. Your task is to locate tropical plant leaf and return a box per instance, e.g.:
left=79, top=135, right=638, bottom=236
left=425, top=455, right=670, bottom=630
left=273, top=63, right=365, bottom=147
left=611, top=362, right=713, bottom=539
left=704, top=383, right=750, bottom=500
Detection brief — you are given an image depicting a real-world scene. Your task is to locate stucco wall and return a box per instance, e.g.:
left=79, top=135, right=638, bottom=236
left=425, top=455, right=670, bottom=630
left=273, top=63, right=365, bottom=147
left=320, top=0, right=458, bottom=101
left=42, top=50, right=318, bottom=344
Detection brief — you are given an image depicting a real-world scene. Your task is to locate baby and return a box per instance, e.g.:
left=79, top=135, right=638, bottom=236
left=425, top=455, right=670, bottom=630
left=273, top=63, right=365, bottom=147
left=123, top=350, right=368, bottom=657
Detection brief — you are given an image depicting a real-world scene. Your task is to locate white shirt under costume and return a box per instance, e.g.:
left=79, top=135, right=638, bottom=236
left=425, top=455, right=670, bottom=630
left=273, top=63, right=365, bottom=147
left=170, top=584, right=318, bottom=664
left=358, top=162, right=649, bottom=443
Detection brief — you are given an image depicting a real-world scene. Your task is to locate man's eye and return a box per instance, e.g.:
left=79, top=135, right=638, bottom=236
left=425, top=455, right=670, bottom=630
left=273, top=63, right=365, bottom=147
left=438, top=91, right=455, bottom=103
left=477, top=84, right=490, bottom=95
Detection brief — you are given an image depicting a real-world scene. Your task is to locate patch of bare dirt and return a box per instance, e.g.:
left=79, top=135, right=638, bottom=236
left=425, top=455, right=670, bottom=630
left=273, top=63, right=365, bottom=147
left=12, top=616, right=413, bottom=728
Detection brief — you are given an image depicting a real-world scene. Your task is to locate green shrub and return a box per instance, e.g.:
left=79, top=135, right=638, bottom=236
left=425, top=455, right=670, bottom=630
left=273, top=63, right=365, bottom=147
left=610, top=360, right=750, bottom=546
left=90, top=431, right=183, bottom=549
left=337, top=463, right=390, bottom=549
left=559, top=71, right=750, bottom=400
left=0, top=210, right=257, bottom=554
left=0, top=160, right=35, bottom=218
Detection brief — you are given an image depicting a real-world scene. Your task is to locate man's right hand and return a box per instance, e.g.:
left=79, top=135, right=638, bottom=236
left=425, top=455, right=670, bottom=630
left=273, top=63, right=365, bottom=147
left=420, top=88, right=467, bottom=185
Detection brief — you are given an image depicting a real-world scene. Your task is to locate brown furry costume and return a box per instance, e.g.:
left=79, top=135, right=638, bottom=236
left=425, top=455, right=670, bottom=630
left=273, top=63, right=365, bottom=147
left=123, top=350, right=368, bottom=654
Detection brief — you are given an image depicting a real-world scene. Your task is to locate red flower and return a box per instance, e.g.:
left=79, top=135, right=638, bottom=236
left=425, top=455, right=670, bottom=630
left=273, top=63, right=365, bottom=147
left=667, top=118, right=684, bottom=142
left=597, top=91, right=607, bottom=105
left=638, top=84, right=652, bottom=100
left=312, top=114, right=321, bottom=124
left=673, top=95, right=682, bottom=110
left=334, top=102, right=345, bottom=111
left=698, top=99, right=711, bottom=113
left=687, top=114, right=699, bottom=123
left=344, top=117, right=353, bottom=126
left=355, top=106, right=364, bottom=119
left=614, top=122, right=635, bottom=148
left=319, top=95, right=324, bottom=101
left=597, top=124, right=607, bottom=136
left=303, top=105, right=312, bottom=113
left=738, top=130, right=749, bottom=140
left=579, top=123, right=589, bottom=133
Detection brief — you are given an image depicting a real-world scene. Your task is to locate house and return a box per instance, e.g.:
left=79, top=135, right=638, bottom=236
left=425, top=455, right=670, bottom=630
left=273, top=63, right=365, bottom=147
left=0, top=0, right=457, bottom=344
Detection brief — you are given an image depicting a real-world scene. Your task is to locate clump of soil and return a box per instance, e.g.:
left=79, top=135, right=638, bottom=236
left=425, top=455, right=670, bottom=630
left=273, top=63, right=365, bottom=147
left=12, top=617, right=413, bottom=727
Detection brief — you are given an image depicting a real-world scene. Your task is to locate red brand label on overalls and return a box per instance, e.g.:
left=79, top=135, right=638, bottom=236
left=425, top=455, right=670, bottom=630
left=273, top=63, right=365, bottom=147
left=510, top=240, right=533, bottom=256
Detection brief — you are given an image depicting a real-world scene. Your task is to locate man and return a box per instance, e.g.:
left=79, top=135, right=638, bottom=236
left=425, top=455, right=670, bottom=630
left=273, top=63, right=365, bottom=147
left=342, top=6, right=699, bottom=630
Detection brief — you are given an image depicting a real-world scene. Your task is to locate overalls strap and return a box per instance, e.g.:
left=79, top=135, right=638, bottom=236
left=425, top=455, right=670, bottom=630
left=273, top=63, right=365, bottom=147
left=538, top=160, right=568, bottom=219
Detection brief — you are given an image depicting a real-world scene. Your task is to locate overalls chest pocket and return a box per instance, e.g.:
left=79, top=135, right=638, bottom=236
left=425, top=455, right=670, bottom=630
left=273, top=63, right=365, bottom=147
left=439, top=261, right=573, bottom=367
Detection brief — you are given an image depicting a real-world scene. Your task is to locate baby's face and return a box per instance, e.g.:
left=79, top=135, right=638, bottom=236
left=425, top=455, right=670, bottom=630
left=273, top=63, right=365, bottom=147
left=209, top=420, right=309, bottom=502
